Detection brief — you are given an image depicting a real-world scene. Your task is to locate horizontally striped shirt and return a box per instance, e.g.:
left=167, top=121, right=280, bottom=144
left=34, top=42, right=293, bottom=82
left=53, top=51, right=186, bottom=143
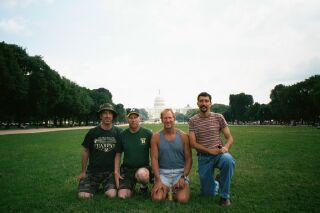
left=188, top=112, right=227, bottom=149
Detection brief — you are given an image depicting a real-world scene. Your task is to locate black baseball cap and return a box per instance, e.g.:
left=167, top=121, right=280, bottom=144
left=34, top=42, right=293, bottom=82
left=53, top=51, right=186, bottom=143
left=126, top=108, right=140, bottom=117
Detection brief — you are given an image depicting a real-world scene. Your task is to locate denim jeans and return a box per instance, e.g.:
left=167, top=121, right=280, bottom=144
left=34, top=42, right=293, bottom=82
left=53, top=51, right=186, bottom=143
left=198, top=153, right=235, bottom=199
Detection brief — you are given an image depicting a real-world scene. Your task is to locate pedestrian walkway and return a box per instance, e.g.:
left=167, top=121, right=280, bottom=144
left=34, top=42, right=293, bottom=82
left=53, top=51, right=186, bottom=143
left=0, top=126, right=93, bottom=135
left=0, top=124, right=129, bottom=135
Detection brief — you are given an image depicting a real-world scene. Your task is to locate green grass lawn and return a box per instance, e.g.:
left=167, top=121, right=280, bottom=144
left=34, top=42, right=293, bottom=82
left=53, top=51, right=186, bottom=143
left=0, top=125, right=319, bottom=213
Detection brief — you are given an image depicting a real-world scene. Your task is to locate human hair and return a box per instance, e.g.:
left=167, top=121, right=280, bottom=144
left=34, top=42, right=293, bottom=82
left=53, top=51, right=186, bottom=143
left=160, top=108, right=176, bottom=120
left=197, top=92, right=212, bottom=102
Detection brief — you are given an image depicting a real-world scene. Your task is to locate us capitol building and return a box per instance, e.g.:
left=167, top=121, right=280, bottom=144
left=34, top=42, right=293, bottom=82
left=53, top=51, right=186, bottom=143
left=145, top=94, right=191, bottom=122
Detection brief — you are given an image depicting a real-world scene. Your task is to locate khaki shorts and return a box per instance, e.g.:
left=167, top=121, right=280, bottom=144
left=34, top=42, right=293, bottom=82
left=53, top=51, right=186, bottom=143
left=78, top=171, right=116, bottom=194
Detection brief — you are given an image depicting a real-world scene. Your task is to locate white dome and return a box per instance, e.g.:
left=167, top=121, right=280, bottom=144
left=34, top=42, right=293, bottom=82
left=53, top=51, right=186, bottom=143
left=154, top=96, right=165, bottom=108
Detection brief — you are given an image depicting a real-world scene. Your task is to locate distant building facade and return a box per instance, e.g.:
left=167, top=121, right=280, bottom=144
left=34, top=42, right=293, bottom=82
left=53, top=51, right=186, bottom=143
left=146, top=95, right=166, bottom=122
left=175, top=104, right=192, bottom=115
left=146, top=94, right=192, bottom=122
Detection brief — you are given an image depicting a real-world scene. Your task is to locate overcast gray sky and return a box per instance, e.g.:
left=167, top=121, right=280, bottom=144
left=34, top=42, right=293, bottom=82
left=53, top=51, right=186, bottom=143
left=1, top=0, right=319, bottom=108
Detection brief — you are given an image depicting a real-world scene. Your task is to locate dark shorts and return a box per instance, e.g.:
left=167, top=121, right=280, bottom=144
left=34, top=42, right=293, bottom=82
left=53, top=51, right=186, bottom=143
left=119, top=166, right=153, bottom=190
left=78, top=171, right=116, bottom=194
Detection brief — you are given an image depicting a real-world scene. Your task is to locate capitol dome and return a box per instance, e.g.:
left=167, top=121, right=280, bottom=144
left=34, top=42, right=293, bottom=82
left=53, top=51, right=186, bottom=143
left=154, top=96, right=165, bottom=108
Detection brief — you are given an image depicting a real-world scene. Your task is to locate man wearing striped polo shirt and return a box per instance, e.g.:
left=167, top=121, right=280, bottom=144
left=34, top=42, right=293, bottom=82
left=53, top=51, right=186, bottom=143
left=189, top=92, right=235, bottom=206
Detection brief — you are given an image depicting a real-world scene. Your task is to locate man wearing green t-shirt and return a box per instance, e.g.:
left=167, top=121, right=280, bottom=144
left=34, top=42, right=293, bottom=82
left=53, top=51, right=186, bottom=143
left=114, top=108, right=153, bottom=198
left=78, top=103, right=122, bottom=199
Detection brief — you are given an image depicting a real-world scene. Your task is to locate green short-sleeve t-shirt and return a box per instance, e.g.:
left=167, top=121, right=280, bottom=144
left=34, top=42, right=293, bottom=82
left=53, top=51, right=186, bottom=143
left=116, top=127, right=152, bottom=168
left=82, top=125, right=122, bottom=173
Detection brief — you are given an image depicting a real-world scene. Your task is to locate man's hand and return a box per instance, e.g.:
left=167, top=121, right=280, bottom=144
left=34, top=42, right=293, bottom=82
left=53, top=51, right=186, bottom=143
left=221, top=146, right=228, bottom=153
left=114, top=171, right=123, bottom=189
left=208, top=148, right=222, bottom=155
left=78, top=171, right=86, bottom=180
left=151, top=181, right=167, bottom=196
left=173, top=177, right=186, bottom=190
left=208, top=146, right=229, bottom=155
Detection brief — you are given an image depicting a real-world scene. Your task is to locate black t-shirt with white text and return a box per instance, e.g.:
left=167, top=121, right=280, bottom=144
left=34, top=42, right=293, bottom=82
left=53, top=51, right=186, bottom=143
left=82, top=125, right=122, bottom=173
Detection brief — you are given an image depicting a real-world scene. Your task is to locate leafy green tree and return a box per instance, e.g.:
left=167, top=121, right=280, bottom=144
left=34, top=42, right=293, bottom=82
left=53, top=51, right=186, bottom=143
left=175, top=112, right=187, bottom=123
left=185, top=109, right=199, bottom=121
left=269, top=75, right=320, bottom=124
left=248, top=102, right=260, bottom=122
left=229, top=93, right=253, bottom=123
left=0, top=43, right=28, bottom=125
left=45, top=69, right=64, bottom=124
left=58, top=78, right=80, bottom=125
left=114, top=104, right=125, bottom=123
left=211, top=104, right=229, bottom=114
left=27, top=56, right=51, bottom=123
left=90, top=88, right=113, bottom=107
left=0, top=42, right=129, bottom=127
left=257, top=104, right=272, bottom=124
left=270, top=84, right=287, bottom=123
left=292, top=75, right=320, bottom=124
left=312, top=76, right=320, bottom=124
left=75, top=87, right=94, bottom=125
left=139, top=108, right=149, bottom=121
left=89, top=88, right=113, bottom=122
left=223, top=110, right=232, bottom=122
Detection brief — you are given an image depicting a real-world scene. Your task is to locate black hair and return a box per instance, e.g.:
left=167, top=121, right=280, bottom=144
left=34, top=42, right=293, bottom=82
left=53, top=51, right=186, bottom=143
left=197, top=92, right=212, bottom=102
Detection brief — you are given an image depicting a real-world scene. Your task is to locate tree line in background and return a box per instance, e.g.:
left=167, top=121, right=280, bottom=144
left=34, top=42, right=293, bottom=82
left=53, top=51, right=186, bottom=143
left=0, top=42, right=127, bottom=127
left=1, top=42, right=319, bottom=127
left=181, top=75, right=320, bottom=125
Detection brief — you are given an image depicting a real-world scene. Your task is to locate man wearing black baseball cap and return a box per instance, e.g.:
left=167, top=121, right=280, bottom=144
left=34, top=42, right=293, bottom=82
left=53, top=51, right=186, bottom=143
left=78, top=103, right=123, bottom=199
left=114, top=108, right=153, bottom=198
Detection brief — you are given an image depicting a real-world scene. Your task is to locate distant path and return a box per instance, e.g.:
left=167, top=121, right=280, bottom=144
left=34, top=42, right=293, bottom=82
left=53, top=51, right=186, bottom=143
left=0, top=124, right=129, bottom=135
left=0, top=126, right=94, bottom=135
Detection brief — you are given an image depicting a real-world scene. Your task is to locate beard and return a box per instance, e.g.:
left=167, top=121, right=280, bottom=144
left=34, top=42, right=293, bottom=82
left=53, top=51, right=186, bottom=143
left=200, top=105, right=209, bottom=113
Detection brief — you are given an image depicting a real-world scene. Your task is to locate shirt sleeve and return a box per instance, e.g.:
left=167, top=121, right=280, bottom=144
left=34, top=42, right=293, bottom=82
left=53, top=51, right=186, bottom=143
left=188, top=118, right=195, bottom=132
left=147, top=129, right=153, bottom=148
left=81, top=129, right=93, bottom=151
left=114, top=133, right=123, bottom=153
left=219, top=114, right=228, bottom=129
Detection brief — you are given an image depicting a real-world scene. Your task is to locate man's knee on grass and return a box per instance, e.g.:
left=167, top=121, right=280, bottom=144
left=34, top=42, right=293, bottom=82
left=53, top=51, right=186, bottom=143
left=175, top=188, right=190, bottom=203
left=105, top=189, right=117, bottom=198
left=152, top=192, right=167, bottom=202
left=118, top=188, right=133, bottom=199
left=135, top=167, right=150, bottom=184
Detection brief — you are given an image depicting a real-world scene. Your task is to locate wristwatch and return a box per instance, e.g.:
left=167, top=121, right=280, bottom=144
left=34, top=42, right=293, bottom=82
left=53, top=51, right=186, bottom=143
left=180, top=175, right=187, bottom=180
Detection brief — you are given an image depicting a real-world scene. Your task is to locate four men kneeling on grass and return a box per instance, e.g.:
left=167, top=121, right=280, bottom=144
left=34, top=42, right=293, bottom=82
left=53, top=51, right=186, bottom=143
left=78, top=95, right=234, bottom=206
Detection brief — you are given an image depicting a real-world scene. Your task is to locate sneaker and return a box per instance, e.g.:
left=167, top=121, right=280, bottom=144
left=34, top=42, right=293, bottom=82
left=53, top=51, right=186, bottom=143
left=215, top=174, right=221, bottom=183
left=214, top=174, right=221, bottom=195
left=219, top=197, right=231, bottom=206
